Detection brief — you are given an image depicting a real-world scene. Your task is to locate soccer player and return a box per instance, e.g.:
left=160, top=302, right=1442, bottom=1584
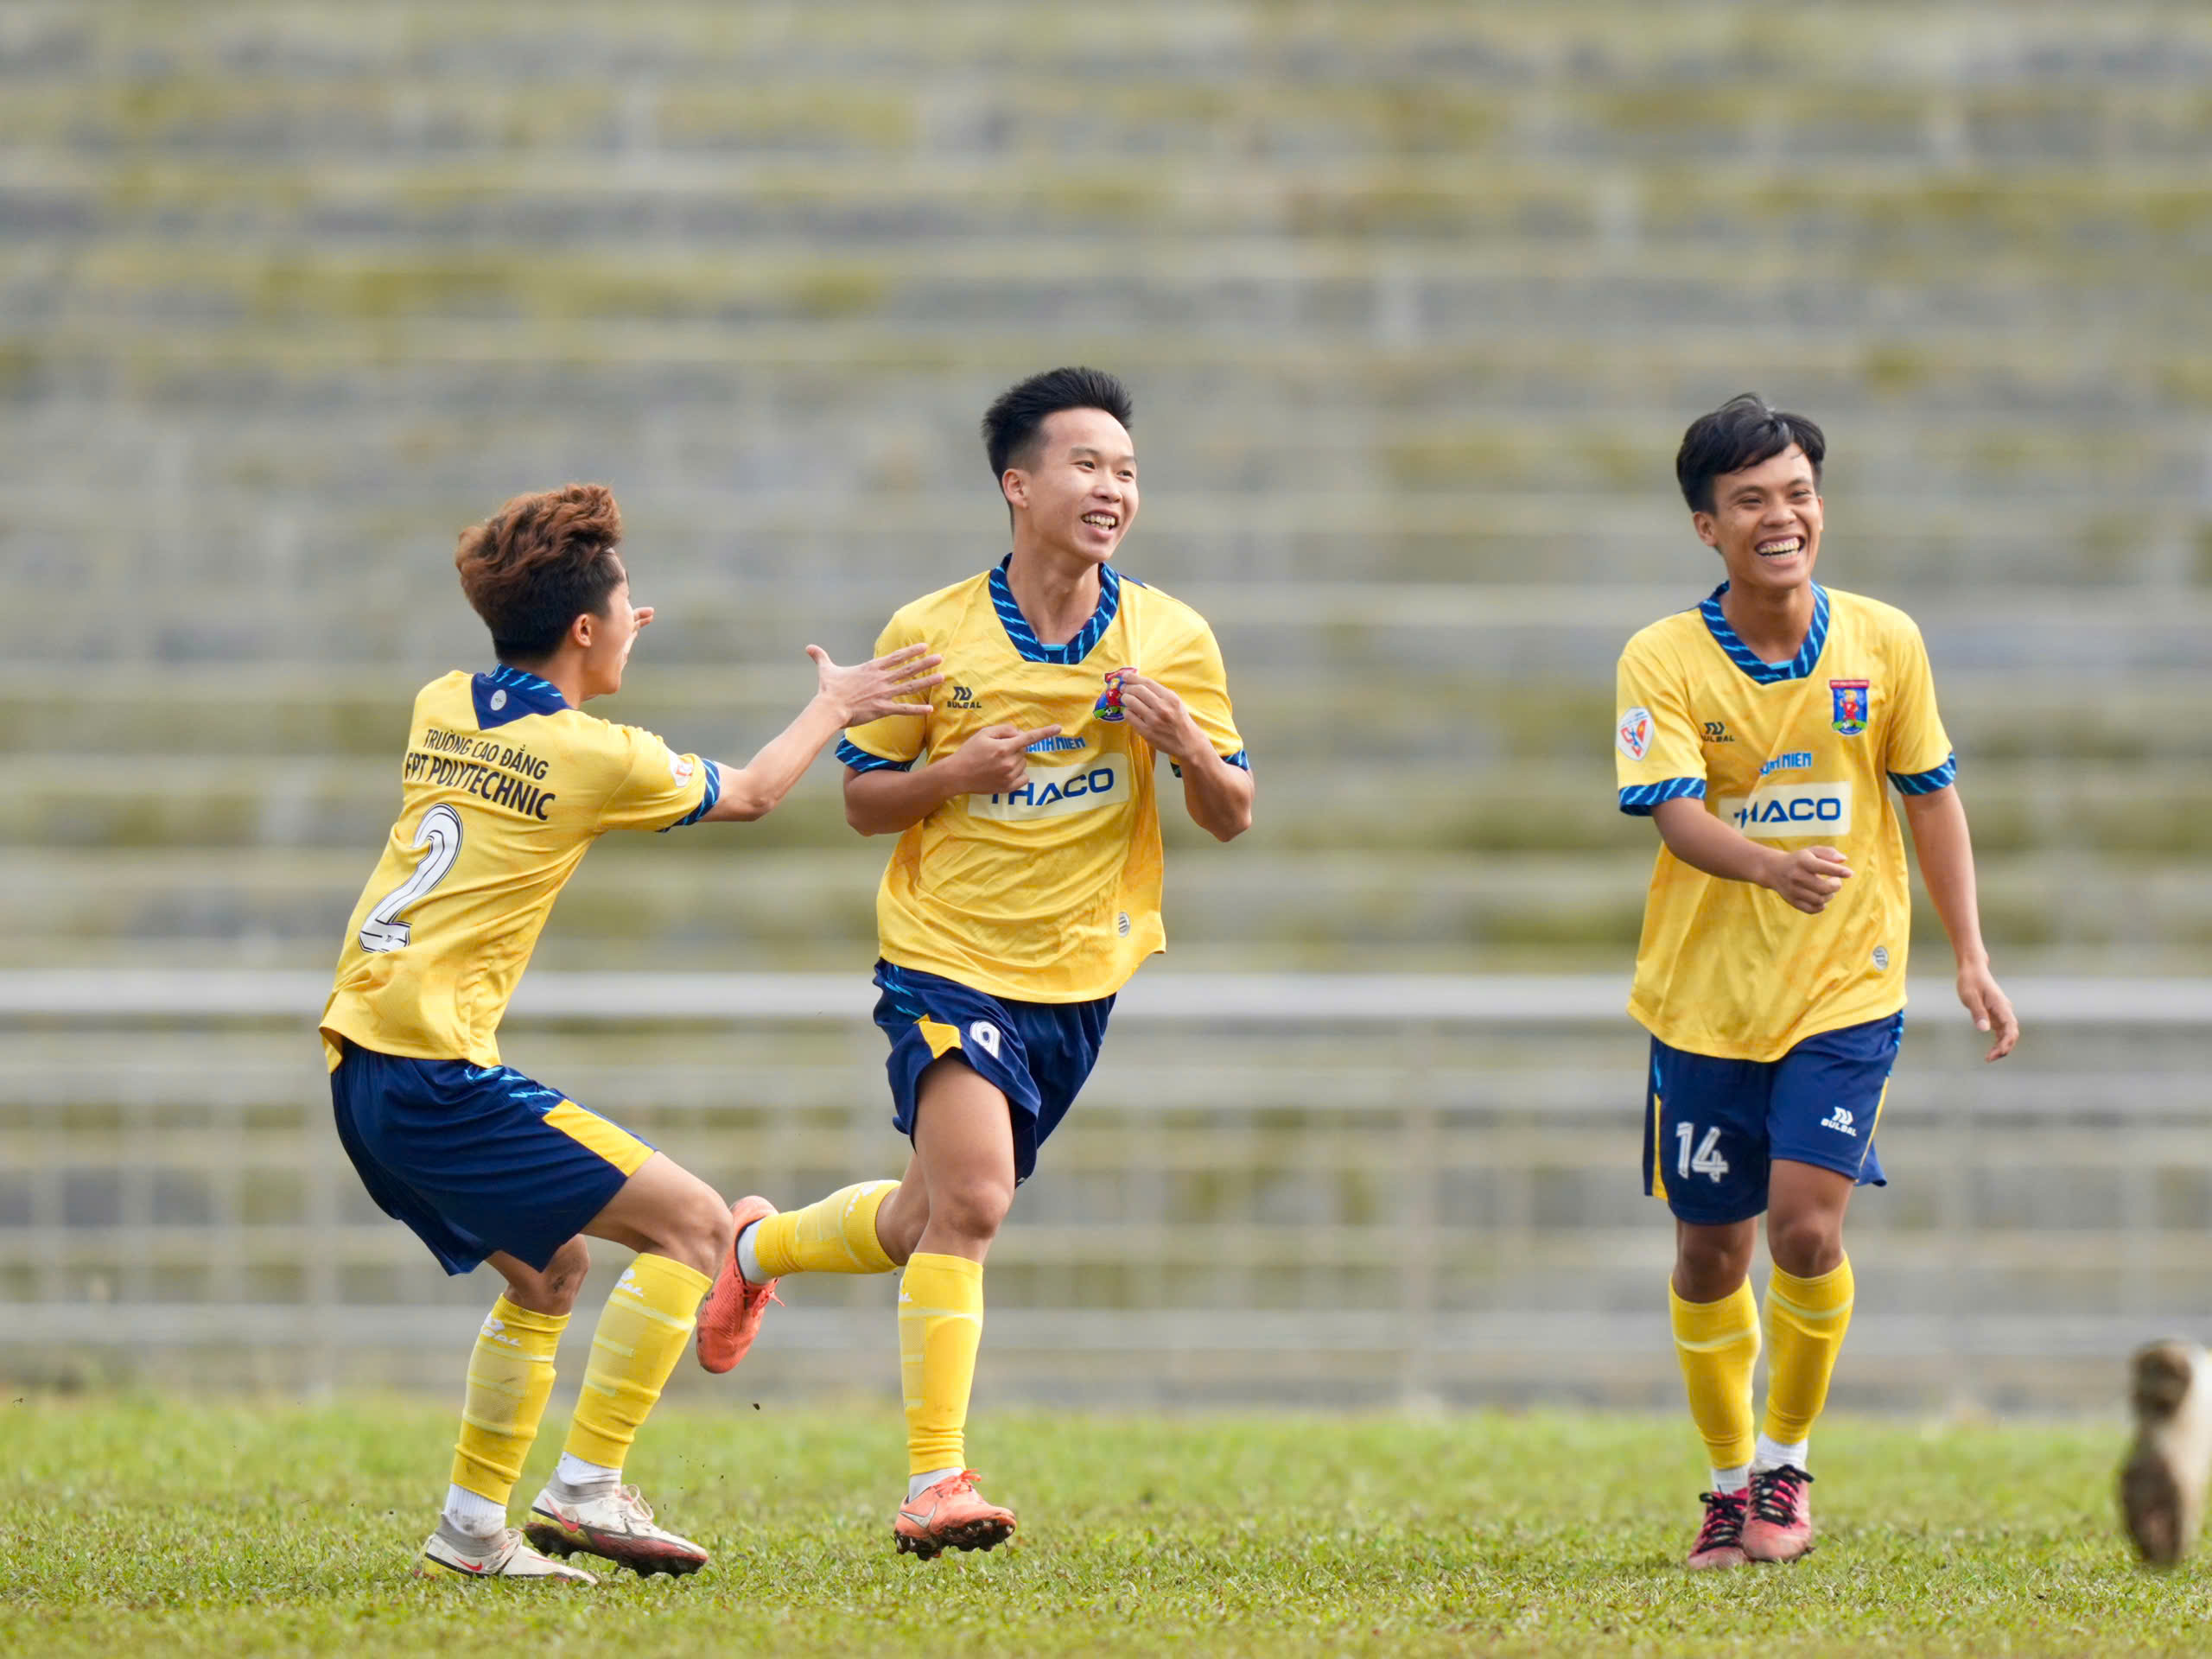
left=693, top=365, right=1254, bottom=1558
left=1614, top=395, right=2018, bottom=1569
left=319, top=483, right=939, bottom=1582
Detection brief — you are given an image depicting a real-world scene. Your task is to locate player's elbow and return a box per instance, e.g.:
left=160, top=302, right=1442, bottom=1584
left=715, top=779, right=774, bottom=822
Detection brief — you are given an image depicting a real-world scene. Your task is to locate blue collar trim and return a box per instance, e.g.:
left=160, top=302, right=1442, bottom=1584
left=988, top=556, right=1121, bottom=664
left=1699, top=582, right=1829, bottom=684
left=473, top=664, right=569, bottom=729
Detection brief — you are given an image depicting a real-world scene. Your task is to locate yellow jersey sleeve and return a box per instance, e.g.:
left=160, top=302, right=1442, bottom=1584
left=1615, top=632, right=1707, bottom=814
left=597, top=722, right=719, bottom=833
left=1147, top=610, right=1249, bottom=772
left=1881, top=616, right=1956, bottom=795
left=840, top=612, right=931, bottom=772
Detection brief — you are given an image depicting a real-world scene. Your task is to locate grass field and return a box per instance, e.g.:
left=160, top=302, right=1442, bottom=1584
left=6, top=1397, right=2211, bottom=1656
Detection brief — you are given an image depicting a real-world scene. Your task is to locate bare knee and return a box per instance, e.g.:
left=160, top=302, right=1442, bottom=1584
left=1766, top=1211, right=1845, bottom=1280
left=874, top=1185, right=927, bottom=1267
left=645, top=1180, right=734, bottom=1281
left=1674, top=1224, right=1755, bottom=1303
left=926, top=1174, right=1013, bottom=1250
left=502, top=1236, right=590, bottom=1315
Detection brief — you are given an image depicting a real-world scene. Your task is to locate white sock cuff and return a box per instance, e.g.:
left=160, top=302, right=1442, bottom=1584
left=735, top=1219, right=766, bottom=1286
left=442, top=1483, right=507, bottom=1537
left=1754, top=1434, right=1809, bottom=1471
left=555, top=1452, right=622, bottom=1490
left=1710, top=1464, right=1751, bottom=1495
left=906, top=1466, right=963, bottom=1502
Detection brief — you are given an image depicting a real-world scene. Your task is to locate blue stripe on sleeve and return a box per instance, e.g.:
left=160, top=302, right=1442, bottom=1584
left=1889, top=753, right=1957, bottom=796
left=661, top=757, right=724, bottom=830
left=1169, top=747, right=1251, bottom=779
left=838, top=738, right=912, bottom=774
left=1618, top=778, right=1707, bottom=817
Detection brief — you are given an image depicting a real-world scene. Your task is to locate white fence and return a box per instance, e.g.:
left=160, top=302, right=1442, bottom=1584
left=3, top=972, right=2208, bottom=1409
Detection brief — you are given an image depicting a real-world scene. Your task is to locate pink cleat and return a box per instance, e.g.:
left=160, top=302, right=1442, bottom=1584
left=1686, top=1488, right=1751, bottom=1569
left=696, top=1194, right=781, bottom=1375
left=893, top=1470, right=1017, bottom=1560
left=1742, top=1465, right=1815, bottom=1562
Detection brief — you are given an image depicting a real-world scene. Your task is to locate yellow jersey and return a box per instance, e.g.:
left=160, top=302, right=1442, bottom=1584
left=1615, top=582, right=1955, bottom=1061
left=839, top=558, right=1247, bottom=1003
left=321, top=665, right=716, bottom=1068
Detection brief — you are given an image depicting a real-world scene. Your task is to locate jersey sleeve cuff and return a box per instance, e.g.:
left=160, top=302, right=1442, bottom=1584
left=659, top=758, right=723, bottom=830
left=1618, top=777, right=1705, bottom=816
left=838, top=738, right=913, bottom=774
left=1170, top=747, right=1249, bottom=779
left=1889, top=753, right=1957, bottom=795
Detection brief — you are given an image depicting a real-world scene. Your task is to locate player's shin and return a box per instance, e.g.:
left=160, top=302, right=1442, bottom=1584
left=899, top=1252, right=984, bottom=1486
left=448, top=1295, right=566, bottom=1535
left=1670, top=1279, right=1761, bottom=1484
left=748, top=1179, right=900, bottom=1279
left=561, top=1253, right=712, bottom=1481
left=1762, top=1255, right=1854, bottom=1452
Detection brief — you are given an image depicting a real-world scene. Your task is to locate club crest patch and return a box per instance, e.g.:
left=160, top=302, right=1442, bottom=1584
left=1617, top=706, right=1654, bottom=761
left=1095, top=667, right=1134, bottom=723
left=1829, top=679, right=1870, bottom=736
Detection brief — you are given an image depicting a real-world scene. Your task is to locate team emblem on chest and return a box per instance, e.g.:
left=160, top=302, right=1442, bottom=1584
left=1829, top=678, right=1871, bottom=737
left=1094, top=667, right=1135, bottom=723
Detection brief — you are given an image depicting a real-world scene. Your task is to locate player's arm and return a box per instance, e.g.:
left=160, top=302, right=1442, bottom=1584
left=1648, top=798, right=1852, bottom=915
left=700, top=644, right=943, bottom=823
left=1901, top=785, right=2018, bottom=1062
left=843, top=724, right=1063, bottom=836
left=1115, top=671, right=1253, bottom=842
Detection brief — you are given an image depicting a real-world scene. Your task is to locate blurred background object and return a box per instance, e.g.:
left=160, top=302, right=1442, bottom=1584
left=2, top=1, right=2207, bottom=1406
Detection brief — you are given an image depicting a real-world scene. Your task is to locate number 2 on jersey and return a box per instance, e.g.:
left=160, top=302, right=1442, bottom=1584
left=1675, top=1122, right=1730, bottom=1184
left=359, top=804, right=464, bottom=954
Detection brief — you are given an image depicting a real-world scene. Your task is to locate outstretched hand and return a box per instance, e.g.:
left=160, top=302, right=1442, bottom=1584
left=1957, top=961, right=2019, bottom=1062
left=808, top=643, right=944, bottom=726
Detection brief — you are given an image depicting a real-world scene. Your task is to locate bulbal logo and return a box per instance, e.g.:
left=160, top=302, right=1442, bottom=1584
left=946, top=685, right=978, bottom=709
left=970, top=757, right=1132, bottom=821
left=1617, top=706, right=1654, bottom=761
left=1712, top=780, right=1855, bottom=840
left=1703, top=721, right=1732, bottom=743
left=1820, top=1106, right=1859, bottom=1137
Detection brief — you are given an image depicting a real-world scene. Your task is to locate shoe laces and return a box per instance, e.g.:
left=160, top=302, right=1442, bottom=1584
left=612, top=1484, right=653, bottom=1523
left=1749, top=1465, right=1812, bottom=1527
left=1694, top=1488, right=1747, bottom=1550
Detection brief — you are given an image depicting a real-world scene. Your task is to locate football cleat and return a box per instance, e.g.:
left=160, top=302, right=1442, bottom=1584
left=418, top=1519, right=597, bottom=1583
left=1741, top=1465, right=1815, bottom=1562
left=524, top=1482, right=709, bottom=1579
left=1685, top=1487, right=1751, bottom=1570
left=2121, top=1338, right=2212, bottom=1567
left=697, top=1194, right=783, bottom=1375
left=893, top=1470, right=1017, bottom=1560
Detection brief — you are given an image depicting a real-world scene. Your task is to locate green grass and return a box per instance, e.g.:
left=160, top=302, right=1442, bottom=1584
left=5, top=1399, right=2211, bottom=1656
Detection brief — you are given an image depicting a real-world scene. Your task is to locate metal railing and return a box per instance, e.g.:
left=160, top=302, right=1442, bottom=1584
left=3, top=972, right=2207, bottom=1409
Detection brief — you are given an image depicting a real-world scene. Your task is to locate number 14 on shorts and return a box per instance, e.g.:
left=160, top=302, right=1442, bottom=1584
left=1675, top=1123, right=1730, bottom=1183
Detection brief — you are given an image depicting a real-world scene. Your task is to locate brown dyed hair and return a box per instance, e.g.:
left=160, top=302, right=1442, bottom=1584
left=454, top=483, right=626, bottom=662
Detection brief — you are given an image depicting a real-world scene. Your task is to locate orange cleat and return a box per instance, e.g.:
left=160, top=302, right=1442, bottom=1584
left=893, top=1470, right=1017, bottom=1560
left=696, top=1194, right=782, bottom=1374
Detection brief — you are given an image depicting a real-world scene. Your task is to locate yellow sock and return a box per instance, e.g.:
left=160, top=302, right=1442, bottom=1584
left=563, top=1253, right=712, bottom=1472
left=753, top=1180, right=899, bottom=1277
left=899, top=1252, right=984, bottom=1478
left=450, top=1296, right=566, bottom=1504
left=1670, top=1279, right=1760, bottom=1473
left=1763, top=1255, right=1855, bottom=1445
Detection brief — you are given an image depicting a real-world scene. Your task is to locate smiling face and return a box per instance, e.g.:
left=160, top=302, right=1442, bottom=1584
left=1001, top=405, right=1139, bottom=566
left=572, top=563, right=645, bottom=701
left=1693, top=444, right=1823, bottom=598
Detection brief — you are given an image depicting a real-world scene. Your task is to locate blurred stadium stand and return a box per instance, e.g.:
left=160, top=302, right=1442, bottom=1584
left=2, top=2, right=2208, bottom=1405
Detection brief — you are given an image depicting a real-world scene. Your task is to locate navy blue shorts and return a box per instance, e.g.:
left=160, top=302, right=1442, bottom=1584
left=1643, top=1012, right=1901, bottom=1225
left=329, top=1040, right=658, bottom=1275
left=871, top=961, right=1114, bottom=1183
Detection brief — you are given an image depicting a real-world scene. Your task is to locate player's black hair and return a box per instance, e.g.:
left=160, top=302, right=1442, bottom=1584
left=454, top=483, right=626, bottom=663
left=981, top=365, right=1135, bottom=484
left=1675, top=393, right=1826, bottom=513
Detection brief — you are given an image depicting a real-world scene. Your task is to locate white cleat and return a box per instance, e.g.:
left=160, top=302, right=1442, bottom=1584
left=2122, top=1338, right=2212, bottom=1567
left=524, top=1480, right=710, bottom=1579
left=418, top=1518, right=598, bottom=1582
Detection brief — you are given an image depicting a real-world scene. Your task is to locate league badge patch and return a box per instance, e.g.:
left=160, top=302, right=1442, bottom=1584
left=1829, top=679, right=1870, bottom=737
left=1617, top=706, right=1653, bottom=761
left=1095, top=667, right=1134, bottom=722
